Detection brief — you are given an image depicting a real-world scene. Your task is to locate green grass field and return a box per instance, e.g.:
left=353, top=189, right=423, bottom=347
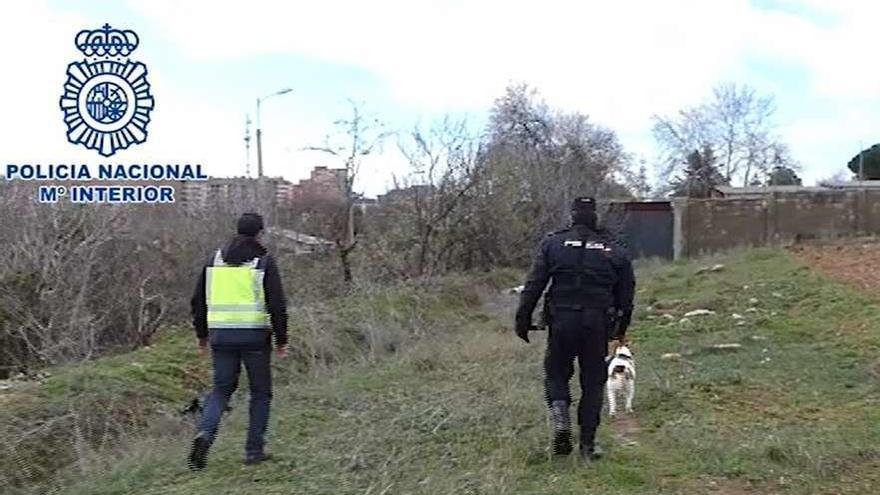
left=7, top=248, right=880, bottom=494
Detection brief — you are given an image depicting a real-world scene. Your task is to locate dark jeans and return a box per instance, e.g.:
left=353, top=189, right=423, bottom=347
left=198, top=346, right=273, bottom=456
left=543, top=308, right=608, bottom=446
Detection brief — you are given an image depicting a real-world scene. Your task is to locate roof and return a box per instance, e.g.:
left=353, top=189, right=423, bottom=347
left=820, top=180, right=880, bottom=189
left=266, top=228, right=334, bottom=247
left=606, top=200, right=672, bottom=211
left=713, top=185, right=831, bottom=196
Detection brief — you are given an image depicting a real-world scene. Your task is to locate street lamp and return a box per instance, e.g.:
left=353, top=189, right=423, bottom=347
left=256, top=88, right=293, bottom=178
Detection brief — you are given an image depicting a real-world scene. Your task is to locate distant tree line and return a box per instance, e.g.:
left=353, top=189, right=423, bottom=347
left=0, top=80, right=840, bottom=374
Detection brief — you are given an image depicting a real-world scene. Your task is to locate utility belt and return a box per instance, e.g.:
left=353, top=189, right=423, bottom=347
left=546, top=289, right=614, bottom=311
left=540, top=294, right=618, bottom=336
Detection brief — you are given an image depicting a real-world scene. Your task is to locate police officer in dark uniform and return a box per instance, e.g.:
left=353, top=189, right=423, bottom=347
left=515, top=196, right=635, bottom=462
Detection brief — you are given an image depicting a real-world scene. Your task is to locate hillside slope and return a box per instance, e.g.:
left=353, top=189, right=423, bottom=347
left=15, top=249, right=880, bottom=494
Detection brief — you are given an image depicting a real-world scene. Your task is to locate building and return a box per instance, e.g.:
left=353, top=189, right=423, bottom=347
left=172, top=177, right=293, bottom=218
left=376, top=184, right=435, bottom=204
left=287, top=166, right=347, bottom=204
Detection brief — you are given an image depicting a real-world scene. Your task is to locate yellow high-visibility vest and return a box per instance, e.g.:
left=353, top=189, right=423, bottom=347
left=206, top=250, right=270, bottom=330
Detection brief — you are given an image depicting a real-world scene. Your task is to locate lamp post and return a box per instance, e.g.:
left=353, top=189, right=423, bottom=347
left=256, top=88, right=293, bottom=179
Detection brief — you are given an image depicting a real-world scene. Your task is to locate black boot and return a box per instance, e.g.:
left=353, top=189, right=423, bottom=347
left=188, top=432, right=211, bottom=471
left=579, top=441, right=604, bottom=464
left=549, top=400, right=572, bottom=456
left=244, top=452, right=273, bottom=465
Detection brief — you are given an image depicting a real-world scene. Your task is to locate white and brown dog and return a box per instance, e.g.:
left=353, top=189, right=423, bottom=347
left=606, top=343, right=636, bottom=417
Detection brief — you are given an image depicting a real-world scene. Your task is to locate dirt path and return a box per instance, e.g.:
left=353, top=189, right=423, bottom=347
left=790, top=239, right=880, bottom=292
left=609, top=415, right=641, bottom=448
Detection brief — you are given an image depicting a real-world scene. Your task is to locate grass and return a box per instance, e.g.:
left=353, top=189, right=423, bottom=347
left=6, top=249, right=880, bottom=494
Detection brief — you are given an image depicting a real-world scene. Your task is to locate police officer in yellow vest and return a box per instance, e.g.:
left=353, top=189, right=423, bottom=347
left=188, top=212, right=289, bottom=470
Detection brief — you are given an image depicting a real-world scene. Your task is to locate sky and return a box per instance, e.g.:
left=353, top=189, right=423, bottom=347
left=1, top=0, right=877, bottom=197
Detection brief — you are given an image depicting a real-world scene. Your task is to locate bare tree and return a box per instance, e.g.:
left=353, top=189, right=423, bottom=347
left=653, top=82, right=795, bottom=188
left=475, top=83, right=633, bottom=266
left=305, top=100, right=392, bottom=285
left=393, top=118, right=483, bottom=278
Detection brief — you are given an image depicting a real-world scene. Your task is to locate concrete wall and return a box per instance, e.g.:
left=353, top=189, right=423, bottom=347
left=674, top=190, right=880, bottom=258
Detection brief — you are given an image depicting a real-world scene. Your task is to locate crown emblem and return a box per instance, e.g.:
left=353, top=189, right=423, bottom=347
left=59, top=24, right=154, bottom=157
left=75, top=24, right=140, bottom=58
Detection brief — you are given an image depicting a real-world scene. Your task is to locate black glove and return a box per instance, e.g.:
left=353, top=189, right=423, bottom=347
left=608, top=308, right=632, bottom=341
left=515, top=320, right=531, bottom=343
left=606, top=308, right=620, bottom=341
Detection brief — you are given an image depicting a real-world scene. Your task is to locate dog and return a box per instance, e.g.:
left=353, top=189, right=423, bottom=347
left=181, top=393, right=233, bottom=420
left=606, top=343, right=636, bottom=418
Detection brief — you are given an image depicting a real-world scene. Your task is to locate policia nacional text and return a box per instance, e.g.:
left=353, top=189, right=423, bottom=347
left=4, top=163, right=207, bottom=181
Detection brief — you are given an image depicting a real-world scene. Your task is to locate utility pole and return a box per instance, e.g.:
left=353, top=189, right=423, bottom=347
left=244, top=114, right=252, bottom=177
left=255, top=88, right=293, bottom=179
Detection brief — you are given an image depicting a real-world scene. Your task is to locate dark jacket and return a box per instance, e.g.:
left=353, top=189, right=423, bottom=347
left=191, top=235, right=289, bottom=349
left=515, top=224, right=635, bottom=334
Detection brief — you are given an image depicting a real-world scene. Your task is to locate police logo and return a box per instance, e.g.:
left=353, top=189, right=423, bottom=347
left=59, top=24, right=154, bottom=157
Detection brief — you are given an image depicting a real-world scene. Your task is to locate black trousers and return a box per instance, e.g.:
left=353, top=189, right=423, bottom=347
left=199, top=346, right=273, bottom=456
left=543, top=308, right=609, bottom=445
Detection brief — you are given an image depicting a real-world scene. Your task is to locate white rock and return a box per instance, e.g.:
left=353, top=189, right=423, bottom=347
left=684, top=309, right=716, bottom=317
left=710, top=264, right=725, bottom=272
left=661, top=353, right=682, bottom=360
left=713, top=343, right=742, bottom=350
left=772, top=292, right=782, bottom=298
left=745, top=307, right=759, bottom=313
left=679, top=318, right=692, bottom=325
left=661, top=314, right=676, bottom=320
left=736, top=321, right=746, bottom=326
left=731, top=313, right=744, bottom=320
left=749, top=297, right=759, bottom=305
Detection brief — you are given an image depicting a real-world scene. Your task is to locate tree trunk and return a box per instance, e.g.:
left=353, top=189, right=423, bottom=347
left=340, top=248, right=353, bottom=285
left=339, top=201, right=356, bottom=285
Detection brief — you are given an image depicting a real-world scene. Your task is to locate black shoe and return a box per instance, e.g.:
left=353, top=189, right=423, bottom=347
left=188, top=434, right=210, bottom=471
left=549, top=400, right=572, bottom=456
left=244, top=452, right=273, bottom=465
left=579, top=444, right=604, bottom=464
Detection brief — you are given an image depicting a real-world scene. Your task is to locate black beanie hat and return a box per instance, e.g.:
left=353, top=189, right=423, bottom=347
left=570, top=196, right=597, bottom=226
left=236, top=212, right=264, bottom=236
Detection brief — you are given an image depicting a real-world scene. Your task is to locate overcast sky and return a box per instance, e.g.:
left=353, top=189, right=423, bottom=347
left=1, top=0, right=877, bottom=197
